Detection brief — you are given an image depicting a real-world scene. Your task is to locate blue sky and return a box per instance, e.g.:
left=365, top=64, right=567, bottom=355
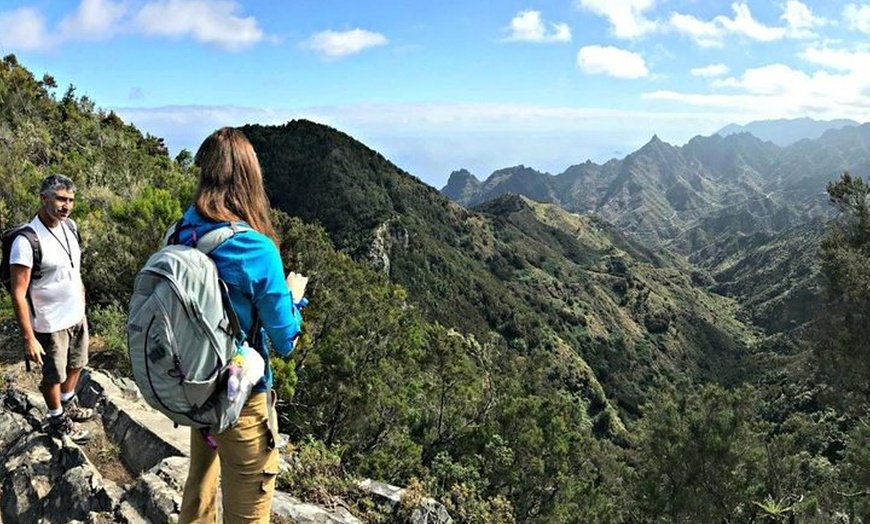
left=2, top=1, right=869, bottom=188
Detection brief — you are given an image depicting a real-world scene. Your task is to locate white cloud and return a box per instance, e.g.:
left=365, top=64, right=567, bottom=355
left=577, top=0, right=658, bottom=39
left=781, top=0, right=828, bottom=38
left=715, top=2, right=786, bottom=42
left=713, top=64, right=811, bottom=95
left=669, top=12, right=724, bottom=47
left=504, top=10, right=571, bottom=43
left=0, top=8, right=53, bottom=51
left=134, top=0, right=264, bottom=50
left=0, top=0, right=267, bottom=51
left=800, top=47, right=870, bottom=73
left=691, top=64, right=729, bottom=77
left=577, top=45, right=648, bottom=79
left=58, top=0, right=127, bottom=41
left=671, top=1, right=823, bottom=46
left=302, top=29, right=388, bottom=59
left=646, top=62, right=870, bottom=120
left=844, top=3, right=870, bottom=34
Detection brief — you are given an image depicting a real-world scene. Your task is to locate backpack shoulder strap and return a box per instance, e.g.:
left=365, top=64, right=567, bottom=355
left=194, top=222, right=255, bottom=342
left=16, top=226, right=43, bottom=278
left=63, top=218, right=80, bottom=242
left=195, top=222, right=255, bottom=255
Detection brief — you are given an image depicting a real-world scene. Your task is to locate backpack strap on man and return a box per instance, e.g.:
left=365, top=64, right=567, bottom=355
left=18, top=227, right=42, bottom=280
left=63, top=218, right=80, bottom=243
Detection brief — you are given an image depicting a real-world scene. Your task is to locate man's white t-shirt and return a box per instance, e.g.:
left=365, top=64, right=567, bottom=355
left=9, top=216, right=85, bottom=333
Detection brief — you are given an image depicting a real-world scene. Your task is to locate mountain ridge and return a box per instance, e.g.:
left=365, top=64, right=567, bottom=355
left=244, top=120, right=760, bottom=422
left=716, top=116, right=860, bottom=146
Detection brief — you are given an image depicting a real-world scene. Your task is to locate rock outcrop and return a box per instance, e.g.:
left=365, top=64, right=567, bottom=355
left=0, top=366, right=451, bottom=524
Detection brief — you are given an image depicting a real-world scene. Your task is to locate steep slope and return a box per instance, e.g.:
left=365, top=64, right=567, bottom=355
left=697, top=220, right=826, bottom=333
left=474, top=196, right=756, bottom=412
left=243, top=120, right=528, bottom=337
left=244, top=120, right=758, bottom=418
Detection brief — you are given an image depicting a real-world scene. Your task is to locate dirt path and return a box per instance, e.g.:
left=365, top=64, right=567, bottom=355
left=1, top=318, right=134, bottom=487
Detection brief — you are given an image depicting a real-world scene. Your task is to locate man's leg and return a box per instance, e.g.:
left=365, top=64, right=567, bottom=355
left=61, top=368, right=83, bottom=398
left=35, top=330, right=67, bottom=412
left=60, top=320, right=93, bottom=421
left=36, top=328, right=90, bottom=443
left=62, top=319, right=89, bottom=397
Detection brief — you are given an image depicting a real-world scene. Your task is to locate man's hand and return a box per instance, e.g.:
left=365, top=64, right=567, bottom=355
left=286, top=271, right=309, bottom=303
left=25, top=338, right=45, bottom=367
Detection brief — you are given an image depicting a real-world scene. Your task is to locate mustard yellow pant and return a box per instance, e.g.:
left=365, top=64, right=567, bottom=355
left=178, top=392, right=279, bottom=523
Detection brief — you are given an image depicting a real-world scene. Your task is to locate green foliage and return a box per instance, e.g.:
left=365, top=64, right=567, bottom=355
left=752, top=495, right=797, bottom=521
left=276, top=437, right=350, bottom=506
left=108, top=185, right=184, bottom=270
left=839, top=421, right=870, bottom=521
left=270, top=355, right=297, bottom=401
left=4, top=55, right=869, bottom=524
left=273, top=215, right=425, bottom=479
left=630, top=384, right=765, bottom=523
left=88, top=301, right=130, bottom=374
left=816, top=172, right=870, bottom=402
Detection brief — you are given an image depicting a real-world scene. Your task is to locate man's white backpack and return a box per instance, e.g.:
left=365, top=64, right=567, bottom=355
left=127, top=223, right=263, bottom=435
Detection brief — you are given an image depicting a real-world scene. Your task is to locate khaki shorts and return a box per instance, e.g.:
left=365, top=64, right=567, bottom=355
left=35, top=319, right=89, bottom=384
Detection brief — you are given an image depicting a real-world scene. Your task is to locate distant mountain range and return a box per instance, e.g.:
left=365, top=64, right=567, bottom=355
left=442, top=127, right=870, bottom=247
left=716, top=117, right=859, bottom=146
left=441, top=122, right=870, bottom=333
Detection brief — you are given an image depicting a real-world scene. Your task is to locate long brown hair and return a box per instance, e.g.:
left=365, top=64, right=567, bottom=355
left=193, top=127, right=278, bottom=244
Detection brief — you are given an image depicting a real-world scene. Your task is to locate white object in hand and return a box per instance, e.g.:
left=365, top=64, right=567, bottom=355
left=286, top=271, right=308, bottom=303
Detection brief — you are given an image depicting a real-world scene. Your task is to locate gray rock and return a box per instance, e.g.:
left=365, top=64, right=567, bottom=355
left=359, top=479, right=453, bottom=524
left=0, top=365, right=451, bottom=524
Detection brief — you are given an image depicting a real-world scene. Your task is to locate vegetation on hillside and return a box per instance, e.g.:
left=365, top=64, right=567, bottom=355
left=0, top=55, right=867, bottom=523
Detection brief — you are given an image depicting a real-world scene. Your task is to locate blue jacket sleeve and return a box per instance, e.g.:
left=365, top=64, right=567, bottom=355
left=214, top=229, right=303, bottom=357
left=252, top=242, right=303, bottom=357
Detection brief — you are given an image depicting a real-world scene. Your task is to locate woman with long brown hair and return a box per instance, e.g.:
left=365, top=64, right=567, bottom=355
left=175, top=127, right=307, bottom=523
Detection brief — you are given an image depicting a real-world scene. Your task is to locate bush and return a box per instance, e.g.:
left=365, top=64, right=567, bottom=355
left=88, top=301, right=130, bottom=376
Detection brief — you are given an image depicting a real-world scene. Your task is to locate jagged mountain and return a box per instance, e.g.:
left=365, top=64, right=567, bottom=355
left=717, top=117, right=859, bottom=146
left=441, top=168, right=480, bottom=203
left=444, top=132, right=788, bottom=248
left=244, top=120, right=758, bottom=420
left=443, top=125, right=870, bottom=253
left=439, top=125, right=870, bottom=335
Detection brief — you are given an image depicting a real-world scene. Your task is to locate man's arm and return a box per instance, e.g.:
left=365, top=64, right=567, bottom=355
left=9, top=264, right=45, bottom=366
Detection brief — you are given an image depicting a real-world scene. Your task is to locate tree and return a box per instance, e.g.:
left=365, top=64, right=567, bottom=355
left=815, top=172, right=870, bottom=404
left=630, top=384, right=764, bottom=523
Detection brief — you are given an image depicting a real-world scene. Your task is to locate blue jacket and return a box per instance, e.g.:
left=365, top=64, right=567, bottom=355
left=174, top=206, right=303, bottom=391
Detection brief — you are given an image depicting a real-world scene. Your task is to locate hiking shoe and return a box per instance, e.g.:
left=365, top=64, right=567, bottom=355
left=46, top=413, right=92, bottom=444
left=62, top=395, right=95, bottom=422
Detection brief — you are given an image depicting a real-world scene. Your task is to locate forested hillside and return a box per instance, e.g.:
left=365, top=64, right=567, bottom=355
left=243, top=121, right=756, bottom=420
left=1, top=55, right=867, bottom=523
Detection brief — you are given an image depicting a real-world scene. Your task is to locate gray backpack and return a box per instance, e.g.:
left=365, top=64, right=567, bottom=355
left=127, top=223, right=256, bottom=435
